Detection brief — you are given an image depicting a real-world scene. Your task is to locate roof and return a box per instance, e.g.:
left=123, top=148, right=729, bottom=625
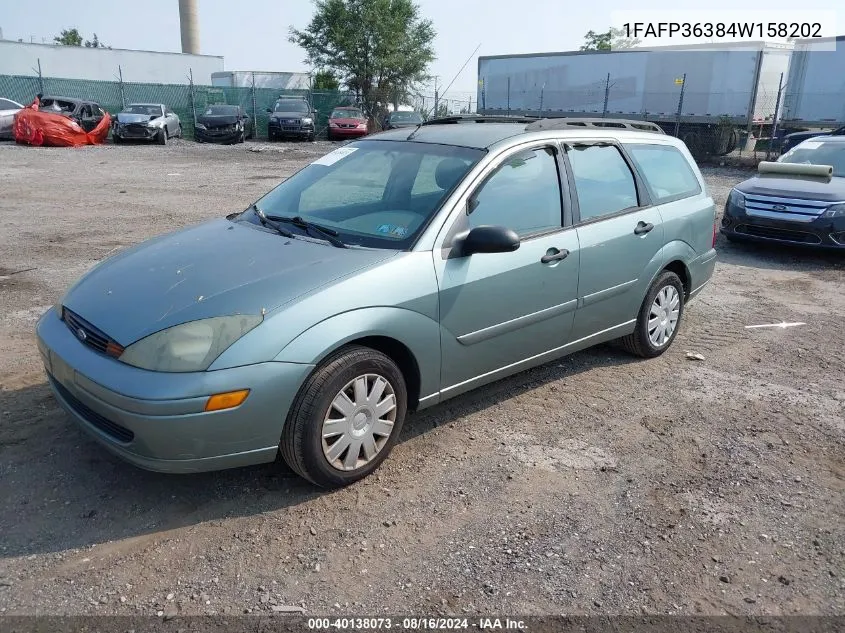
left=41, top=95, right=84, bottom=103
left=371, top=124, right=527, bottom=149
left=126, top=103, right=163, bottom=107
left=369, top=117, right=671, bottom=150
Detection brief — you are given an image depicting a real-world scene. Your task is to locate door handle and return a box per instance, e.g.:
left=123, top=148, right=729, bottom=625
left=634, top=221, right=654, bottom=235
left=540, top=248, right=570, bottom=264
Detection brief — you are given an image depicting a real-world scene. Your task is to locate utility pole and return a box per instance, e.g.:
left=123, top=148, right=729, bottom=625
left=674, top=73, right=687, bottom=138
left=433, top=76, right=439, bottom=115
left=602, top=73, right=611, bottom=118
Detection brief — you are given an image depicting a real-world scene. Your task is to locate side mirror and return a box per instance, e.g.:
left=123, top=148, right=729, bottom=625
left=266, top=108, right=273, bottom=113
left=458, top=225, right=520, bottom=256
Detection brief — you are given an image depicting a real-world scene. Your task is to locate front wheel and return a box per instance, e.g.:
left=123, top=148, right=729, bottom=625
left=619, top=270, right=685, bottom=358
left=157, top=128, right=167, bottom=145
left=280, top=345, right=407, bottom=488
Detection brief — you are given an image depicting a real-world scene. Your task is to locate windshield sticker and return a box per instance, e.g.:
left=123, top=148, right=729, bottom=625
left=376, top=224, right=408, bottom=237
left=312, top=146, right=358, bottom=166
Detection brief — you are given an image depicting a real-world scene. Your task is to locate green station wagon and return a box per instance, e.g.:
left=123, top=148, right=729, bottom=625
left=37, top=116, right=717, bottom=487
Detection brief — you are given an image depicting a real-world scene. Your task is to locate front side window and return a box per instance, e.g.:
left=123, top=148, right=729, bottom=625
left=467, top=147, right=562, bottom=237
left=567, top=144, right=639, bottom=222
left=242, top=140, right=483, bottom=249
left=625, top=143, right=701, bottom=203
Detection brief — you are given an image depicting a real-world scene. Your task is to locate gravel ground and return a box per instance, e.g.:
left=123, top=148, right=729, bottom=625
left=0, top=139, right=843, bottom=618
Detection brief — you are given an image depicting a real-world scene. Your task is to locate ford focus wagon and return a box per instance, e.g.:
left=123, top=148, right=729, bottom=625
left=36, top=116, right=717, bottom=488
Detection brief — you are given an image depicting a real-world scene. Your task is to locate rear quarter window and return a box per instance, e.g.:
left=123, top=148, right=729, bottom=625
left=625, top=143, right=701, bottom=203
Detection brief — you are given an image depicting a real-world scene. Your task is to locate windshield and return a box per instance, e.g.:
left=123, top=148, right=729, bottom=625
left=205, top=105, right=238, bottom=116
left=274, top=100, right=310, bottom=113
left=40, top=98, right=76, bottom=113
left=331, top=109, right=364, bottom=119
left=239, top=140, right=483, bottom=249
left=779, top=140, right=845, bottom=177
left=124, top=104, right=163, bottom=116
left=390, top=112, right=422, bottom=123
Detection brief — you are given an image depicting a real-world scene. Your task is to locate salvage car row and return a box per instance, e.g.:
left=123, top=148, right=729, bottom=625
left=2, top=93, right=375, bottom=145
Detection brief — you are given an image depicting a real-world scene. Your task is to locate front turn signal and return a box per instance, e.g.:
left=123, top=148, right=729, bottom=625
left=205, top=389, right=250, bottom=412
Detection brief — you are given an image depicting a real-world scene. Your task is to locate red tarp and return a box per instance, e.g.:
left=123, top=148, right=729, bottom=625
left=13, top=98, right=111, bottom=147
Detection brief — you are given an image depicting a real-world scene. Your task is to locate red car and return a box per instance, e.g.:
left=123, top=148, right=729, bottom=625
left=327, top=106, right=369, bottom=140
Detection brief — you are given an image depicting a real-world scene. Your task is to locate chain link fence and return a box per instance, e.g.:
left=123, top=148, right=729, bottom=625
left=0, top=71, right=353, bottom=141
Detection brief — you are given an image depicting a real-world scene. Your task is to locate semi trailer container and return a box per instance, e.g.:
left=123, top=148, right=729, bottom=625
left=781, top=36, right=845, bottom=128
left=477, top=42, right=792, bottom=155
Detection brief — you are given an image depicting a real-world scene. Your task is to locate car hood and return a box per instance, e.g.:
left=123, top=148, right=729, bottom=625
left=735, top=174, right=845, bottom=201
left=198, top=114, right=238, bottom=126
left=271, top=111, right=309, bottom=119
left=117, top=113, right=157, bottom=124
left=62, top=219, right=397, bottom=345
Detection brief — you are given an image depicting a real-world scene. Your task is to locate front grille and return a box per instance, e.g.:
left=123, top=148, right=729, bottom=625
left=745, top=194, right=836, bottom=223
left=737, top=224, right=822, bottom=244
left=64, top=308, right=111, bottom=354
left=50, top=375, right=135, bottom=443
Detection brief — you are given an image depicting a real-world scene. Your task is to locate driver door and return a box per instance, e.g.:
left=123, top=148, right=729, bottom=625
left=433, top=143, right=581, bottom=396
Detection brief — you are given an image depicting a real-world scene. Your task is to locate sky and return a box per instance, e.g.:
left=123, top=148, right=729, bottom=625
left=0, top=0, right=837, bottom=101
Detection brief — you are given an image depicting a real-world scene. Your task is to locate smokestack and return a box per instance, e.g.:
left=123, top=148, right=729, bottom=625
left=178, top=0, right=199, bottom=55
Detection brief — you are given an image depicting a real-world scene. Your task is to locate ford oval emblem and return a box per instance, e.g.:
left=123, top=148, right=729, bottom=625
left=76, top=328, right=87, bottom=342
left=772, top=204, right=787, bottom=211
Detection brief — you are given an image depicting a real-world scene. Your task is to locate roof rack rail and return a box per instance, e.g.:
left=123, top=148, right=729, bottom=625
left=524, top=118, right=665, bottom=134
left=422, top=114, right=539, bottom=125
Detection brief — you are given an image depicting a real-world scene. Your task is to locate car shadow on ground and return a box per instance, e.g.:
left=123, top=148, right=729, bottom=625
left=714, top=234, right=845, bottom=273
left=0, top=346, right=639, bottom=558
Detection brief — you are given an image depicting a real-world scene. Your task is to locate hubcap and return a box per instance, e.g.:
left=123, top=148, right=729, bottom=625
left=321, top=374, right=397, bottom=472
left=647, top=285, right=680, bottom=348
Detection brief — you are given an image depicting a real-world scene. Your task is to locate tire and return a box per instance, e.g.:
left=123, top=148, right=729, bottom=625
left=280, top=345, right=407, bottom=488
left=112, top=134, right=122, bottom=144
left=176, top=124, right=182, bottom=138
left=619, top=270, right=685, bottom=358
left=157, top=128, right=167, bottom=145
left=238, top=130, right=245, bottom=144
left=308, top=132, right=315, bottom=142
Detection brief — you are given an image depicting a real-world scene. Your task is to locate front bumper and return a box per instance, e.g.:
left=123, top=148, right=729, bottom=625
left=268, top=120, right=314, bottom=138
left=328, top=126, right=368, bottom=138
left=195, top=127, right=241, bottom=143
left=721, top=201, right=845, bottom=250
left=113, top=123, right=159, bottom=140
left=36, top=308, right=314, bottom=473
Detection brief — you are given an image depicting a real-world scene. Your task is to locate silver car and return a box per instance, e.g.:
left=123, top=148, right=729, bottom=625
left=112, top=103, right=181, bottom=144
left=37, top=118, right=717, bottom=488
left=0, top=97, right=23, bottom=140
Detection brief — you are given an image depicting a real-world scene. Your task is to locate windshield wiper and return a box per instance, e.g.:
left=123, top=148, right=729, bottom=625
left=266, top=215, right=348, bottom=248
left=252, top=205, right=295, bottom=238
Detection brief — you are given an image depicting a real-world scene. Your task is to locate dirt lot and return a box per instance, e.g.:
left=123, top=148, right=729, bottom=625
left=0, top=139, right=843, bottom=618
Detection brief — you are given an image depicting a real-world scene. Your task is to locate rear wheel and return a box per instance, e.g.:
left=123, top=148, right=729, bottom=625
left=619, top=271, right=684, bottom=358
left=280, top=345, right=407, bottom=488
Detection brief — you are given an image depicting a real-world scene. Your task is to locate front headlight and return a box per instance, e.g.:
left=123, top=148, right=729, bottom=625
left=728, top=189, right=746, bottom=210
left=822, top=203, right=845, bottom=218
left=195, top=123, right=207, bottom=130
left=301, top=117, right=313, bottom=125
left=148, top=119, right=164, bottom=128
left=119, top=315, right=262, bottom=372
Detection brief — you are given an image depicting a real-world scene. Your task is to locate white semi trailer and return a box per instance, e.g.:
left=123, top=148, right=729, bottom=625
left=477, top=42, right=792, bottom=155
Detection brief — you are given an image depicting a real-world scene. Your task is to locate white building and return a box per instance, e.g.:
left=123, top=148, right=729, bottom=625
left=0, top=40, right=223, bottom=85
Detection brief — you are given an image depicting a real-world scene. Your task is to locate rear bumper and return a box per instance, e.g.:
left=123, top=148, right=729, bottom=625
left=722, top=202, right=845, bottom=249
left=36, top=308, right=314, bottom=473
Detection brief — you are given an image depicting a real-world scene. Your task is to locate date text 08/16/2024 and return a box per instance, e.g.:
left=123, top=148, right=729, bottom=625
left=306, top=617, right=526, bottom=630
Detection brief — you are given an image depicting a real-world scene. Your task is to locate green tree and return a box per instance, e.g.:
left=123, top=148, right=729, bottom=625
left=580, top=27, right=640, bottom=51
left=84, top=33, right=106, bottom=48
left=290, top=0, right=436, bottom=118
left=54, top=28, right=83, bottom=46
left=312, top=69, right=340, bottom=90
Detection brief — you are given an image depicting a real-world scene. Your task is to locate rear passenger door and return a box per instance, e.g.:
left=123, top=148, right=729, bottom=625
left=563, top=141, right=664, bottom=341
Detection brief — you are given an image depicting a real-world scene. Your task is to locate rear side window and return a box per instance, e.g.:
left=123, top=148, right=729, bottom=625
left=625, top=144, right=701, bottom=203
left=566, top=145, right=638, bottom=222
